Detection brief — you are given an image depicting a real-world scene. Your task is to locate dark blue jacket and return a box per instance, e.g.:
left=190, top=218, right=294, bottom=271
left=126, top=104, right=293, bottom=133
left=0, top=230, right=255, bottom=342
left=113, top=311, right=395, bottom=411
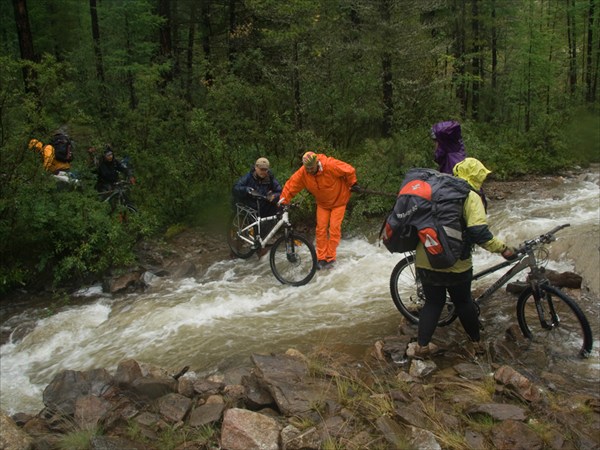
left=232, top=167, right=282, bottom=214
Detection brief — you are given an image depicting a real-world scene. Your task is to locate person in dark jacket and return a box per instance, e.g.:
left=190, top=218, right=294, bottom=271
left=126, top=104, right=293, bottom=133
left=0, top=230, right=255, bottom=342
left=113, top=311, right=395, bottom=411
left=232, top=157, right=282, bottom=218
left=95, top=145, right=135, bottom=194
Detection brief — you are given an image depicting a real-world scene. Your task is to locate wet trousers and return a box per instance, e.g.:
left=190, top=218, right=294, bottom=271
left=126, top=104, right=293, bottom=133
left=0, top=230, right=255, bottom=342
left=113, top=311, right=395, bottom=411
left=315, top=204, right=346, bottom=262
left=417, top=274, right=480, bottom=346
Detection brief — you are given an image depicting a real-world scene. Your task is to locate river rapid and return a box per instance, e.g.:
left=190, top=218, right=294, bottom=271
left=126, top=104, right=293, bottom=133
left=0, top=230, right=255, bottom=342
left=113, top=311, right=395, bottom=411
left=1, top=169, right=599, bottom=415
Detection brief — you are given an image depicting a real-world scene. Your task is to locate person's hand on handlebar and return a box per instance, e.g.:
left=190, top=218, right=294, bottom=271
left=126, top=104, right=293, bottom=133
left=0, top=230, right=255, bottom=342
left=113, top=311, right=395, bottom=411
left=501, top=246, right=518, bottom=261
left=266, top=191, right=276, bottom=202
left=247, top=187, right=256, bottom=196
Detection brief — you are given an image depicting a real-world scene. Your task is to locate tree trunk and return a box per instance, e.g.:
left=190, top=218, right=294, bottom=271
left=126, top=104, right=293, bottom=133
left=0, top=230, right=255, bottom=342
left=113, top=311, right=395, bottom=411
left=125, top=15, right=137, bottom=109
left=293, top=41, right=302, bottom=131
left=158, top=0, right=173, bottom=83
left=585, top=0, right=596, bottom=102
left=201, top=0, right=213, bottom=86
left=471, top=0, right=481, bottom=120
left=566, top=0, right=577, bottom=95
left=185, top=1, right=198, bottom=104
left=452, top=0, right=467, bottom=116
left=89, top=0, right=105, bottom=83
left=491, top=0, right=497, bottom=92
left=11, top=0, right=36, bottom=91
left=228, top=0, right=237, bottom=64
left=380, top=0, right=393, bottom=137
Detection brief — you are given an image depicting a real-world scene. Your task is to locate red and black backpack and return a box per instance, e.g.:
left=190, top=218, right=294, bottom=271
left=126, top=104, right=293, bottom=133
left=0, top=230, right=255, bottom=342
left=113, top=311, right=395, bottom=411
left=381, top=168, right=473, bottom=269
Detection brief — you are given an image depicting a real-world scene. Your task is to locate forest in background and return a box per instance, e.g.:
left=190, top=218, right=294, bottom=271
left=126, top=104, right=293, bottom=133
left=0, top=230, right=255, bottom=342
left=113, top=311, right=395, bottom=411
left=0, top=0, right=598, bottom=294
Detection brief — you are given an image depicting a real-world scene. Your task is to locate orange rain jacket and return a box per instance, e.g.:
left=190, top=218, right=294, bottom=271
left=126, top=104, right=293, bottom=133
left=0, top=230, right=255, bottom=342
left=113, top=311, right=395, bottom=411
left=280, top=154, right=357, bottom=208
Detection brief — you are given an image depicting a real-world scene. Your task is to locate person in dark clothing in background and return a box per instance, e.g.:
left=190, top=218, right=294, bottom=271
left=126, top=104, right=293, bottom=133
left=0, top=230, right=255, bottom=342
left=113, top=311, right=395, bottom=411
left=232, top=157, right=282, bottom=218
left=431, top=120, right=467, bottom=175
left=232, top=158, right=282, bottom=257
left=95, top=145, right=135, bottom=194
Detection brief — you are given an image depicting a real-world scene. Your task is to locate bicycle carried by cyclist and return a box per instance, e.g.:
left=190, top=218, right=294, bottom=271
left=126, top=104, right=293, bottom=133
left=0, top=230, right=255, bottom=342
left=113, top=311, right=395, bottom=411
left=389, top=224, right=593, bottom=358
left=100, top=180, right=137, bottom=214
left=227, top=191, right=317, bottom=286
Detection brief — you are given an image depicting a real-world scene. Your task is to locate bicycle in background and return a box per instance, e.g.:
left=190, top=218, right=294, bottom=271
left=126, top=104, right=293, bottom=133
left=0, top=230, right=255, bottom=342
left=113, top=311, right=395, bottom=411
left=227, top=192, right=317, bottom=286
left=390, top=224, right=593, bottom=358
left=100, top=180, right=137, bottom=214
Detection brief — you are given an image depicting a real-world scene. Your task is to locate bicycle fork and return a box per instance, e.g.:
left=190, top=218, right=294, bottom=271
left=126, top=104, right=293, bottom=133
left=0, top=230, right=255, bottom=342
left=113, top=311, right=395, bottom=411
left=283, top=228, right=299, bottom=263
left=531, top=283, right=559, bottom=331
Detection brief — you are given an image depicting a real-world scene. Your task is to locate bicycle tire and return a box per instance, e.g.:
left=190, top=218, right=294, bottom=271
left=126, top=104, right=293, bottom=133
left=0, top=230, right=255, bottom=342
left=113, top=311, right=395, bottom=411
left=516, top=284, right=593, bottom=358
left=227, top=212, right=256, bottom=259
left=389, top=254, right=457, bottom=326
left=270, top=232, right=317, bottom=286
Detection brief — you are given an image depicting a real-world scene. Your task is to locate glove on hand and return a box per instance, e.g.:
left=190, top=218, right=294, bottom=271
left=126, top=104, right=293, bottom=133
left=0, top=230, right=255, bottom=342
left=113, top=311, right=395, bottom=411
left=247, top=187, right=256, bottom=195
left=350, top=184, right=362, bottom=193
left=277, top=197, right=287, bottom=206
left=501, top=246, right=518, bottom=261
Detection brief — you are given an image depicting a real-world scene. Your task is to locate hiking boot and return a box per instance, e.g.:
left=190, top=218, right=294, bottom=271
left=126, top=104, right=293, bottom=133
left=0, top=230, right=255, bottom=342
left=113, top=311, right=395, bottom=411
left=323, top=260, right=336, bottom=269
left=317, top=260, right=328, bottom=270
left=406, top=342, right=440, bottom=359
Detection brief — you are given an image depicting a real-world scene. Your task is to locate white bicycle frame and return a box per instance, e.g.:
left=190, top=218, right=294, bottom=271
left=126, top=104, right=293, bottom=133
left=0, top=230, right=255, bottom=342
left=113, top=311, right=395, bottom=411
left=235, top=205, right=291, bottom=249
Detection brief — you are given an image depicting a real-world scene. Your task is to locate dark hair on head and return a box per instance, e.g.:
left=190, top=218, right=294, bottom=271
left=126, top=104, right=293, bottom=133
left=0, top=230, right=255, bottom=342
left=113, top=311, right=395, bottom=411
left=104, top=144, right=113, bottom=155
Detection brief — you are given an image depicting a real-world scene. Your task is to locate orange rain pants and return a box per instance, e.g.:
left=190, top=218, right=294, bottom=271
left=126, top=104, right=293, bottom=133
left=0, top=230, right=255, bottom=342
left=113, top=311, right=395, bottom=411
left=316, top=204, right=346, bottom=262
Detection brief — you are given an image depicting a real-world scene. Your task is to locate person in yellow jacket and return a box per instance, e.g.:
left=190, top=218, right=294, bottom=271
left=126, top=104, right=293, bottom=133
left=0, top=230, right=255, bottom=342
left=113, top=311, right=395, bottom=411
left=279, top=151, right=360, bottom=269
left=407, top=157, right=517, bottom=359
left=28, top=136, right=72, bottom=175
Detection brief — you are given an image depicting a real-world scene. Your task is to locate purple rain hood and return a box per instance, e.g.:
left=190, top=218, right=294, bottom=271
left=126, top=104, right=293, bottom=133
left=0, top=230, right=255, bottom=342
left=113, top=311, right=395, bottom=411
left=431, top=120, right=467, bottom=174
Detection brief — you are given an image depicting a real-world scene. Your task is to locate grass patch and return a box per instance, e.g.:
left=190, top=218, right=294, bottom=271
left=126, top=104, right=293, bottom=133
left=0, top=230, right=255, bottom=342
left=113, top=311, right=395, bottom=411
left=57, top=426, right=101, bottom=450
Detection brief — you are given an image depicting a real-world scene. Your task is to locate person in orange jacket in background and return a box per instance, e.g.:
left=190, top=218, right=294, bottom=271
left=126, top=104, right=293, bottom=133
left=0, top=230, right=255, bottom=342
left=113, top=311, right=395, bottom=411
left=29, top=137, right=72, bottom=175
left=279, top=151, right=361, bottom=270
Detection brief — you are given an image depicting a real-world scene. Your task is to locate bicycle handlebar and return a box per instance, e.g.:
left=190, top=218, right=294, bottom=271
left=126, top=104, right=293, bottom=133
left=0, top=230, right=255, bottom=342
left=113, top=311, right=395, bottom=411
left=248, top=190, right=295, bottom=209
left=516, top=223, right=570, bottom=254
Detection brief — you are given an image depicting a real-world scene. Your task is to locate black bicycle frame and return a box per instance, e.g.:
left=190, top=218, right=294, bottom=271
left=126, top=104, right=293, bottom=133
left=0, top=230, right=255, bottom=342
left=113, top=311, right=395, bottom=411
left=472, top=255, right=535, bottom=304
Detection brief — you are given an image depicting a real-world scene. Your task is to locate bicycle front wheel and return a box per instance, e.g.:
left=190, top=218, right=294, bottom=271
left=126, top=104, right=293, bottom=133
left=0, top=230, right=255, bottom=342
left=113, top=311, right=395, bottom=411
left=516, top=284, right=593, bottom=358
left=390, top=254, right=457, bottom=327
left=227, top=213, right=256, bottom=259
left=270, top=232, right=317, bottom=286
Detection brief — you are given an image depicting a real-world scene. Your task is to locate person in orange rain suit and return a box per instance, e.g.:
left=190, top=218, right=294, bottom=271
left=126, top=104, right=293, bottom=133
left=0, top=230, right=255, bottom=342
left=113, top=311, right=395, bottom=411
left=279, top=151, right=361, bottom=270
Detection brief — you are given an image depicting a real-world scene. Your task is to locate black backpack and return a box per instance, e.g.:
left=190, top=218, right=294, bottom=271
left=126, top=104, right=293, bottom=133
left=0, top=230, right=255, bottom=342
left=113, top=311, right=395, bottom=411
left=50, top=133, right=74, bottom=163
left=380, top=168, right=473, bottom=269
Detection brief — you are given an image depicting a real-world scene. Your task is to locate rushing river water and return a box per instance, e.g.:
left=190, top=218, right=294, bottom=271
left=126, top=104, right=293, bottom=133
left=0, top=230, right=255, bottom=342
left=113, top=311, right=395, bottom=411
left=1, top=171, right=599, bottom=415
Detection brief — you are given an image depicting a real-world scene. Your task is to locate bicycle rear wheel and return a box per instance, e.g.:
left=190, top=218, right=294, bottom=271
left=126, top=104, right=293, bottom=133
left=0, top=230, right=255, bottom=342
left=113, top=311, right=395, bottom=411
left=270, top=232, right=317, bottom=286
left=390, top=254, right=457, bottom=326
left=516, top=284, right=593, bottom=358
left=227, top=212, right=256, bottom=259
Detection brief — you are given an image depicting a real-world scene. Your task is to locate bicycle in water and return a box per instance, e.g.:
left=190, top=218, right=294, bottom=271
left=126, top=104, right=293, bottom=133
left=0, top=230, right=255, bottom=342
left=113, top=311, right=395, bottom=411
left=227, top=192, right=317, bottom=286
left=389, top=224, right=593, bottom=358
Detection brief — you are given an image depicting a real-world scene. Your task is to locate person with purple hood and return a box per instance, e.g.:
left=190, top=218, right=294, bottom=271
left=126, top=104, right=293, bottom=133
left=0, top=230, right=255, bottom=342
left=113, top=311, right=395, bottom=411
left=431, top=120, right=467, bottom=174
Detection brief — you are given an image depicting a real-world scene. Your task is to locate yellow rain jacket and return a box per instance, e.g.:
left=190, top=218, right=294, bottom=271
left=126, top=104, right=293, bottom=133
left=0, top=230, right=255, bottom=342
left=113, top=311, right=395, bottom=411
left=29, top=138, right=71, bottom=174
left=415, top=158, right=508, bottom=272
